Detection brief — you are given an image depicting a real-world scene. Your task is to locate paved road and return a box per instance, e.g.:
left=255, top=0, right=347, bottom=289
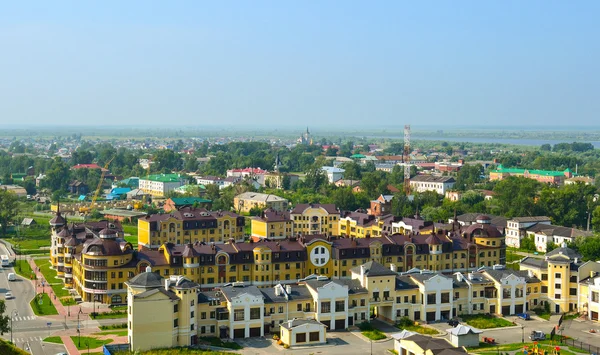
left=1, top=242, right=69, bottom=354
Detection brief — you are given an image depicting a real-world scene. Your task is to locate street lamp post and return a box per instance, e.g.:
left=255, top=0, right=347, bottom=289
left=77, top=312, right=81, bottom=347
left=521, top=324, right=524, bottom=343
left=10, top=310, right=18, bottom=344
left=92, top=283, right=96, bottom=319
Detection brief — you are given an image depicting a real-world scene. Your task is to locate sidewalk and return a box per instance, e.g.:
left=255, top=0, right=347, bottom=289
left=26, top=257, right=104, bottom=320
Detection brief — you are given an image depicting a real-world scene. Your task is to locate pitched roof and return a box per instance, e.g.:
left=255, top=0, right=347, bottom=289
left=546, top=246, right=582, bottom=260
left=410, top=175, right=455, bottom=183
left=235, top=192, right=287, bottom=202
left=133, top=288, right=179, bottom=301
left=169, top=197, right=212, bottom=205
left=446, top=324, right=482, bottom=335
left=280, top=319, right=325, bottom=330
left=351, top=261, right=397, bottom=277
left=127, top=270, right=164, bottom=288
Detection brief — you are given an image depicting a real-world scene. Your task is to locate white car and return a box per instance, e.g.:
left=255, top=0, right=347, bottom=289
left=7, top=273, right=16, bottom=281
left=5, top=292, right=13, bottom=299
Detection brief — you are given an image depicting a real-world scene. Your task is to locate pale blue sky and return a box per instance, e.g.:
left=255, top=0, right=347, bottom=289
left=1, top=1, right=598, bottom=128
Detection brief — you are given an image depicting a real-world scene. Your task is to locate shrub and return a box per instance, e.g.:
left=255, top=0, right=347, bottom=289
left=283, top=344, right=290, bottom=349
left=397, top=317, right=414, bottom=327
left=272, top=334, right=279, bottom=340
left=358, top=321, right=374, bottom=331
left=277, top=340, right=283, bottom=346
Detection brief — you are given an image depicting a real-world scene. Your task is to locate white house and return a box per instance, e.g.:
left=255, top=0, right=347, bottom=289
left=321, top=166, right=345, bottom=183
left=409, top=175, right=455, bottom=195
left=505, top=216, right=552, bottom=248
left=447, top=324, right=482, bottom=347
left=280, top=319, right=326, bottom=347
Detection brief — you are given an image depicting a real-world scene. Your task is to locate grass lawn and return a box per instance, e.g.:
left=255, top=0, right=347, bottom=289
left=470, top=338, right=586, bottom=354
left=395, top=318, right=438, bottom=335
left=361, top=329, right=386, bottom=340
left=198, top=336, right=243, bottom=350
left=460, top=314, right=514, bottom=329
left=70, top=336, right=113, bottom=350
left=124, top=235, right=138, bottom=246
left=505, top=251, right=523, bottom=262
left=122, top=225, right=138, bottom=235
left=358, top=322, right=388, bottom=340
left=30, top=293, right=58, bottom=316
left=14, top=259, right=36, bottom=280
left=95, top=330, right=128, bottom=336
left=90, top=311, right=127, bottom=320
left=43, top=336, right=63, bottom=344
left=532, top=308, right=551, bottom=320
left=34, top=258, right=58, bottom=283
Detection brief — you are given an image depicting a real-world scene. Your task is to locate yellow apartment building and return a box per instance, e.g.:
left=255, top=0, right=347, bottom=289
left=233, top=192, right=288, bottom=213
left=291, top=204, right=340, bottom=235
left=137, top=207, right=245, bottom=249
left=251, top=210, right=293, bottom=240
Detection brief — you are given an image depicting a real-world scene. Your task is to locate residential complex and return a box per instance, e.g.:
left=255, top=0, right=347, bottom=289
left=489, top=165, right=573, bottom=185
left=126, top=258, right=543, bottom=351
left=233, top=192, right=288, bottom=213
left=139, top=173, right=186, bottom=197
left=520, top=246, right=600, bottom=314
left=251, top=210, right=293, bottom=240
left=503, top=216, right=590, bottom=251
left=290, top=204, right=340, bottom=235
left=137, top=207, right=246, bottom=249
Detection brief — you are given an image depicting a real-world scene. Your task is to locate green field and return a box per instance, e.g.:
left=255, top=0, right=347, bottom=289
left=30, top=293, right=58, bottom=316
left=90, top=311, right=127, bottom=320
left=34, top=258, right=58, bottom=283
left=95, top=330, right=128, bottom=336
left=395, top=318, right=439, bottom=335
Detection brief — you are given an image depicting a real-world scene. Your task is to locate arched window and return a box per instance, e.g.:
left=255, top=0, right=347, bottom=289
left=207, top=267, right=214, bottom=273
left=169, top=223, right=176, bottom=232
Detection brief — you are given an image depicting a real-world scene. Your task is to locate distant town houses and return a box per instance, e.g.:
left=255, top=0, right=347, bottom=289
left=139, top=173, right=186, bottom=197
left=490, top=164, right=574, bottom=185
left=409, top=175, right=456, bottom=195
left=234, top=192, right=289, bottom=213
left=321, top=166, right=345, bottom=183
left=505, top=216, right=591, bottom=252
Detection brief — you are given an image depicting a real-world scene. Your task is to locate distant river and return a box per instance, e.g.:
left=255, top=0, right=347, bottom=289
left=372, top=135, right=600, bottom=148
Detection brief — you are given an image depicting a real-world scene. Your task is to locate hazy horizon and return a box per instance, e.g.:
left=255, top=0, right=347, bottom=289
left=1, top=1, right=599, bottom=127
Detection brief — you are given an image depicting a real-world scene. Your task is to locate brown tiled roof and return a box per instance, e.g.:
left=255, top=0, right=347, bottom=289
left=291, top=204, right=339, bottom=215
left=253, top=209, right=291, bottom=223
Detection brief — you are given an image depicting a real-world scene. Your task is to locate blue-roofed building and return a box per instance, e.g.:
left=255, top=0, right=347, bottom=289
left=106, top=187, right=132, bottom=200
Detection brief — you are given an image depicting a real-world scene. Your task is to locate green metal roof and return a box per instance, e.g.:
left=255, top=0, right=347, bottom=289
left=491, top=166, right=571, bottom=177
left=170, top=197, right=212, bottom=205
left=350, top=154, right=366, bottom=159
left=142, top=174, right=183, bottom=182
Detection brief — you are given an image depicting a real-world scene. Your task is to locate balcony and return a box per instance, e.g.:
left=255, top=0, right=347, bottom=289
left=370, top=298, right=380, bottom=303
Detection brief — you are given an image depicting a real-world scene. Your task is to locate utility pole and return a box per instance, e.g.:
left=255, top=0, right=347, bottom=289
left=10, top=310, right=18, bottom=344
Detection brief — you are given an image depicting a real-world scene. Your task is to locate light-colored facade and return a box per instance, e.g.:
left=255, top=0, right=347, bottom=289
left=233, top=192, right=288, bottom=213
left=409, top=175, right=455, bottom=195
left=280, top=319, right=326, bottom=347
left=505, top=216, right=551, bottom=248
left=291, top=204, right=340, bottom=235
left=137, top=207, right=245, bottom=249
left=520, top=246, right=600, bottom=314
left=139, top=173, right=186, bottom=197
left=321, top=166, right=345, bottom=183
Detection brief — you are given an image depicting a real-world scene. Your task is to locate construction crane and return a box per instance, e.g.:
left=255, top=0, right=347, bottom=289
left=404, top=124, right=411, bottom=194
left=79, top=156, right=115, bottom=214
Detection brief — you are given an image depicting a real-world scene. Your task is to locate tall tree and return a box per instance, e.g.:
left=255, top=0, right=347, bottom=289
left=0, top=189, right=18, bottom=236
left=492, top=177, right=542, bottom=218
left=0, top=299, right=11, bottom=334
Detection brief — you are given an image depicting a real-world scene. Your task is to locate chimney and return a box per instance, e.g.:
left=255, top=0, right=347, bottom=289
left=285, top=285, right=292, bottom=294
left=360, top=265, right=365, bottom=279
left=574, top=257, right=579, bottom=264
left=274, top=285, right=281, bottom=296
left=145, top=266, right=152, bottom=273
left=592, top=271, right=597, bottom=279
left=528, top=270, right=534, bottom=278
left=165, top=278, right=170, bottom=290
left=390, top=264, right=397, bottom=272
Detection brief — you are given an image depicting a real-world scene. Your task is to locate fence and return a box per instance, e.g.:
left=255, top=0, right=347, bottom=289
left=559, top=337, right=599, bottom=355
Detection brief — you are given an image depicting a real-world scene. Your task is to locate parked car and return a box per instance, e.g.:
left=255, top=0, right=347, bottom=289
left=448, top=320, right=459, bottom=327
left=7, top=273, right=16, bottom=281
left=517, top=313, right=531, bottom=320
left=5, top=292, right=13, bottom=299
left=530, top=331, right=546, bottom=341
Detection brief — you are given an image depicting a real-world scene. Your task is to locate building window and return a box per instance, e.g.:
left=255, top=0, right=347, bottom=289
left=335, top=301, right=345, bottom=312
left=569, top=288, right=577, bottom=296
left=309, top=331, right=320, bottom=342
left=321, top=302, right=331, bottom=313
left=592, top=292, right=599, bottom=303
left=173, top=319, right=178, bottom=328
left=541, top=274, right=548, bottom=281
left=201, top=312, right=207, bottom=319
left=174, top=305, right=178, bottom=313
left=555, top=283, right=561, bottom=289
left=296, top=333, right=306, bottom=343
left=555, top=294, right=561, bottom=299
left=234, top=309, right=245, bottom=321
left=441, top=293, right=450, bottom=304
left=541, top=286, right=548, bottom=293
left=191, top=311, right=194, bottom=318
left=278, top=306, right=284, bottom=313
left=250, top=308, right=260, bottom=320
left=426, top=294, right=436, bottom=304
